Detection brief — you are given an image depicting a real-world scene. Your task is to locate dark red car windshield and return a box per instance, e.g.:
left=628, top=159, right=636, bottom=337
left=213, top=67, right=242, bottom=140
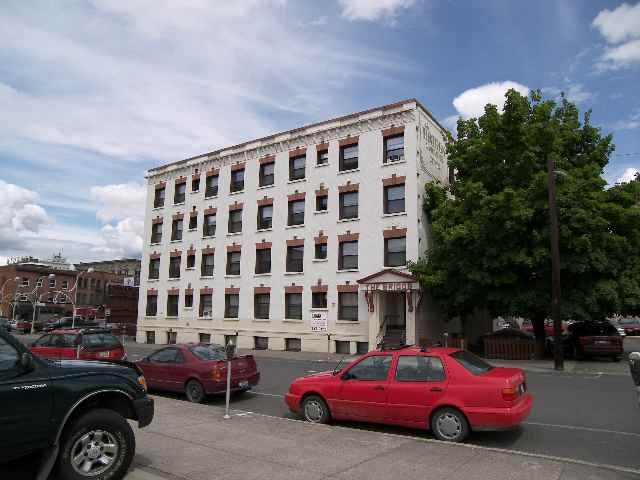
left=450, top=350, right=494, bottom=375
left=189, top=345, right=226, bottom=360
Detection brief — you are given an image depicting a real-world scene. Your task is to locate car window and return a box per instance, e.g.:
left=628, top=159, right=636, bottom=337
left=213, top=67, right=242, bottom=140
left=345, top=355, right=392, bottom=381
left=0, top=338, right=19, bottom=371
left=450, top=350, right=493, bottom=375
left=175, top=350, right=185, bottom=364
left=190, top=345, right=226, bottom=360
left=82, top=333, right=103, bottom=347
left=100, top=333, right=121, bottom=348
left=51, top=334, right=77, bottom=348
left=149, top=348, right=178, bottom=363
left=395, top=356, right=446, bottom=382
left=34, top=334, right=53, bottom=347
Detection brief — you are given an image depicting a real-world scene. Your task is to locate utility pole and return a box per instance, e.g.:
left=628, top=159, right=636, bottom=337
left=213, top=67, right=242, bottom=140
left=547, top=155, right=563, bottom=371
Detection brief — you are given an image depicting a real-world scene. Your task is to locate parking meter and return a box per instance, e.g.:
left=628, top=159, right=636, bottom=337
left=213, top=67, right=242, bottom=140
left=630, top=352, right=640, bottom=387
left=225, top=341, right=236, bottom=361
left=224, top=338, right=236, bottom=419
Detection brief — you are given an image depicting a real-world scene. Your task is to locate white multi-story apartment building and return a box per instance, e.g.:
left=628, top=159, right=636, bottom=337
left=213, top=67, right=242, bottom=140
left=137, top=99, right=449, bottom=353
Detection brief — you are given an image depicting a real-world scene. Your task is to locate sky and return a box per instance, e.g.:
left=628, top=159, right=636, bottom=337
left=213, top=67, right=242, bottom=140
left=0, top=0, right=639, bottom=265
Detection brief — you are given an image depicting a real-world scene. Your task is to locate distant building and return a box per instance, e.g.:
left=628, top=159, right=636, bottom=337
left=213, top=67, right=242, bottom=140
left=76, top=258, right=141, bottom=286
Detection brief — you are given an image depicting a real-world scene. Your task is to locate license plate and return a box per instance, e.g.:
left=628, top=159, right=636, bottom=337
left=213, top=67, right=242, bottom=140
left=238, top=380, right=249, bottom=389
left=99, top=351, right=110, bottom=358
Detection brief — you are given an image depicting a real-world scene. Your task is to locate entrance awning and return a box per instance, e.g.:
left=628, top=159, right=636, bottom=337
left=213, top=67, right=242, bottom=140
left=357, top=269, right=421, bottom=312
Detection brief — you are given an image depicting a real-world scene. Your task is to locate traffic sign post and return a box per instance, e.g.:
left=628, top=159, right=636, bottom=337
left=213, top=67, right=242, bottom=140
left=224, top=339, right=236, bottom=419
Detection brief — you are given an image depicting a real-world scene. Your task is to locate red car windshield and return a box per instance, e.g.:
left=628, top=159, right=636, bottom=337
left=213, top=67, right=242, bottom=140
left=450, top=350, right=494, bottom=375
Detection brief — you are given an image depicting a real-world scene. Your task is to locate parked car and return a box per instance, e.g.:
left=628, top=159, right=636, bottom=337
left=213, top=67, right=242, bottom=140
left=30, top=328, right=127, bottom=361
left=285, top=345, right=532, bottom=442
left=554, top=321, right=624, bottom=361
left=0, top=316, right=10, bottom=331
left=521, top=319, right=567, bottom=337
left=618, top=317, right=640, bottom=336
left=0, top=328, right=153, bottom=479
left=136, top=343, right=260, bottom=403
left=43, top=316, right=96, bottom=332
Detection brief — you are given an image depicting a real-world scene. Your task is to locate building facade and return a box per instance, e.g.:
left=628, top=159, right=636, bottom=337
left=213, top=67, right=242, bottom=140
left=76, top=259, right=141, bottom=286
left=136, top=99, right=448, bottom=353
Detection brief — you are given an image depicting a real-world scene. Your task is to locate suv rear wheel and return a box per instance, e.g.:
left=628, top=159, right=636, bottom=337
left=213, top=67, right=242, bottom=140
left=57, top=408, right=135, bottom=480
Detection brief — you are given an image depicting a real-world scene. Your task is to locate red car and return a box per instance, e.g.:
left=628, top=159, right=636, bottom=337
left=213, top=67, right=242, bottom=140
left=30, top=328, right=126, bottom=361
left=136, top=343, right=260, bottom=403
left=619, top=318, right=640, bottom=336
left=285, top=346, right=532, bottom=442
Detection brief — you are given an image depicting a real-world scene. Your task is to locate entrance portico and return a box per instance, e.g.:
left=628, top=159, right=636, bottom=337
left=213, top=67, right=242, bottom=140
left=357, top=269, right=421, bottom=349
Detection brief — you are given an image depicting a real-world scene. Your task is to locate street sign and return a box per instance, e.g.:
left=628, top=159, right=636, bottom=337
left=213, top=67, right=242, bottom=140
left=311, top=311, right=328, bottom=332
left=123, top=277, right=135, bottom=286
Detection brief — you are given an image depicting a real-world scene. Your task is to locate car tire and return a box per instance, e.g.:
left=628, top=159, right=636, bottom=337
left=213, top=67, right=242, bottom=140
left=430, top=407, right=469, bottom=442
left=57, top=408, right=135, bottom=480
left=185, top=379, right=206, bottom=403
left=301, top=395, right=330, bottom=424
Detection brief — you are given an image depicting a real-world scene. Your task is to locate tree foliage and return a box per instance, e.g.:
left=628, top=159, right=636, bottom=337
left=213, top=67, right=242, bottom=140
left=410, top=89, right=640, bottom=331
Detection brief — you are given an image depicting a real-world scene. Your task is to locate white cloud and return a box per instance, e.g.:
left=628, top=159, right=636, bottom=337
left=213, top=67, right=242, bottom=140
left=593, top=2, right=640, bottom=44
left=543, top=84, right=594, bottom=104
left=613, top=110, right=640, bottom=130
left=451, top=81, right=530, bottom=119
left=616, top=167, right=639, bottom=183
left=0, top=180, right=51, bottom=250
left=339, top=0, right=416, bottom=22
left=593, top=3, right=640, bottom=71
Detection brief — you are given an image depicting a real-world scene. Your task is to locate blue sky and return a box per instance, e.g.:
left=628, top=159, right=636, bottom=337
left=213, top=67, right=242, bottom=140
left=0, top=0, right=638, bottom=264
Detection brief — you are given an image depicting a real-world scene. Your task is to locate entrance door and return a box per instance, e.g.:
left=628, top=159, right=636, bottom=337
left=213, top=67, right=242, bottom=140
left=381, top=292, right=406, bottom=346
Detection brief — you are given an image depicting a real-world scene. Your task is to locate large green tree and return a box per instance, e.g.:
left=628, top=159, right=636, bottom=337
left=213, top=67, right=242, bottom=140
left=410, top=89, right=640, bottom=352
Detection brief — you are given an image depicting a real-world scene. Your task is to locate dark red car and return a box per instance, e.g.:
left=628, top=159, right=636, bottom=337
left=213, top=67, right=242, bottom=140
left=136, top=343, right=260, bottom=403
left=619, top=317, right=640, bottom=336
left=285, top=346, right=532, bottom=442
left=30, top=328, right=126, bottom=361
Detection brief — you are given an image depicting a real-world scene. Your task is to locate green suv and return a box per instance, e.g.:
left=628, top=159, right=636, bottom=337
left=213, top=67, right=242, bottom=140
left=0, top=329, right=153, bottom=479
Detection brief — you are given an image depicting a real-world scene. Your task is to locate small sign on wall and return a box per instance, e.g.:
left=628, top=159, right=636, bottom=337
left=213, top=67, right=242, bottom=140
left=310, top=311, right=328, bottom=332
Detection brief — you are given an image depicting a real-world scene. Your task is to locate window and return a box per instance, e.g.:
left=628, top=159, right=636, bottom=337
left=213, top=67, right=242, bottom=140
left=49, top=278, right=56, bottom=288
left=146, top=295, right=157, bottom=316
left=344, top=355, right=391, bottom=380
left=185, top=292, right=193, bottom=308
left=228, top=209, right=242, bottom=233
left=339, top=144, right=358, bottom=171
left=338, top=292, right=358, bottom=320
left=226, top=251, right=241, bottom=275
left=199, top=293, right=212, bottom=317
left=339, top=192, right=358, bottom=219
left=196, top=334, right=213, bottom=346
left=288, top=199, right=305, bottom=226
left=61, top=280, right=69, bottom=290
left=257, top=205, right=273, bottom=230
left=255, top=248, right=271, bottom=274
left=192, top=176, right=200, bottom=192
left=149, top=347, right=179, bottom=362
left=0, top=338, right=19, bottom=371
left=230, top=168, right=244, bottom=192
left=450, top=351, right=494, bottom=375
left=356, top=342, right=369, bottom=354
left=205, top=175, right=218, bottom=197
left=254, top=336, right=269, bottom=350
left=285, top=293, right=302, bottom=319
left=186, top=253, right=195, bottom=269
left=167, top=332, right=178, bottom=345
left=259, top=162, right=274, bottom=187
left=254, top=293, right=270, bottom=319
left=338, top=240, right=358, bottom=270
left=385, top=237, right=406, bottom=267
left=225, top=294, right=239, bottom=318
left=289, top=155, right=305, bottom=181
left=149, top=258, right=160, bottom=279
left=174, top=182, right=186, bottom=204
left=146, top=331, right=155, bottom=344
left=169, top=256, right=181, bottom=278
left=285, top=338, right=301, bottom=352
left=201, top=253, right=215, bottom=277
left=171, top=219, right=183, bottom=241
left=154, top=187, right=165, bottom=208
left=21, top=277, right=29, bottom=287
left=189, top=215, right=197, bottom=230
left=167, top=294, right=179, bottom=316
left=151, top=223, right=162, bottom=243
left=286, top=245, right=304, bottom=272
left=384, top=134, right=404, bottom=163
left=316, top=195, right=328, bottom=212
left=384, top=184, right=405, bottom=214
left=203, top=213, right=216, bottom=237
left=312, top=291, right=327, bottom=308
left=335, top=340, right=351, bottom=354
left=317, top=149, right=328, bottom=166
left=395, top=356, right=446, bottom=382
left=314, top=243, right=327, bottom=260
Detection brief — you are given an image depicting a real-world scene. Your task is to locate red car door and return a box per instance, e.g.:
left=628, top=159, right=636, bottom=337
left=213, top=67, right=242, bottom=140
left=386, top=354, right=448, bottom=425
left=336, top=354, right=392, bottom=422
left=141, top=347, right=181, bottom=390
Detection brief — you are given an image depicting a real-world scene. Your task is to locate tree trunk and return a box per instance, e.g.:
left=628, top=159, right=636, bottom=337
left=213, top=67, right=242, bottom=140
left=532, top=316, right=546, bottom=360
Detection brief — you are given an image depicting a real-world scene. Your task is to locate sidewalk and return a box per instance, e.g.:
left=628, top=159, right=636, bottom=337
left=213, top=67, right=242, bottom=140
left=125, top=396, right=638, bottom=480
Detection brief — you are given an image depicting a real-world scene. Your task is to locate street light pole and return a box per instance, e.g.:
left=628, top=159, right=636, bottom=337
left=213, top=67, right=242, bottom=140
left=71, top=268, right=93, bottom=328
left=30, top=274, right=55, bottom=334
left=547, top=155, right=563, bottom=371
